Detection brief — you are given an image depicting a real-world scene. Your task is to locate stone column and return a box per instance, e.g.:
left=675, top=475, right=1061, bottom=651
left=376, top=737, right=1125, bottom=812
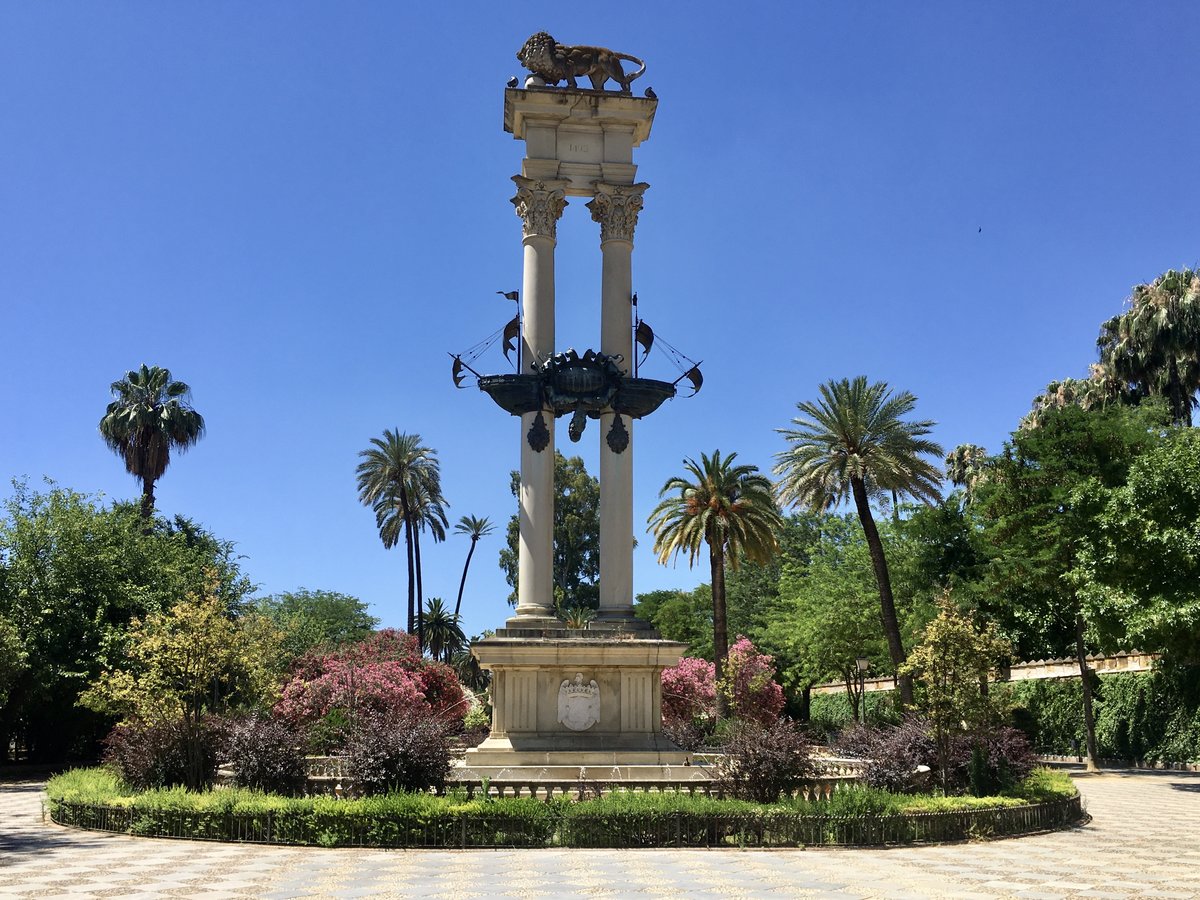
left=510, top=176, right=568, bottom=622
left=588, top=182, right=648, bottom=620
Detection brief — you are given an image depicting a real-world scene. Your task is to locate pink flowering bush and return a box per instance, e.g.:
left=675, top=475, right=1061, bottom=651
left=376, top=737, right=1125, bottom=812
left=275, top=628, right=465, bottom=751
left=723, top=637, right=786, bottom=724
left=660, top=638, right=786, bottom=746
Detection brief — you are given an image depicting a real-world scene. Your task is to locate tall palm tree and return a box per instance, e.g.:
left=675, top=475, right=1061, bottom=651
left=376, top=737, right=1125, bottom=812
left=98, top=364, right=205, bottom=522
left=453, top=515, right=495, bottom=619
left=1098, top=268, right=1200, bottom=426
left=420, top=597, right=465, bottom=663
left=356, top=430, right=442, bottom=647
left=945, top=443, right=989, bottom=500
left=648, top=450, right=783, bottom=717
left=774, top=377, right=944, bottom=708
left=410, top=482, right=449, bottom=651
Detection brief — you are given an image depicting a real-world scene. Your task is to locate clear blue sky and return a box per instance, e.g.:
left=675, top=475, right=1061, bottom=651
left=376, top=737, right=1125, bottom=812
left=3, top=3, right=1198, bottom=639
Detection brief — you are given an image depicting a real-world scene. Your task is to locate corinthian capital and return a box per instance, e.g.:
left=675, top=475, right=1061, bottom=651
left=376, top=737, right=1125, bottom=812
left=511, top=176, right=569, bottom=239
left=587, top=182, right=649, bottom=244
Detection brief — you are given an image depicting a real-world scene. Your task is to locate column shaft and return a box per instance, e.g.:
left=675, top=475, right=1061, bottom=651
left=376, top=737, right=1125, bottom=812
left=599, top=238, right=634, bottom=616
left=516, top=234, right=555, bottom=617
left=510, top=176, right=568, bottom=622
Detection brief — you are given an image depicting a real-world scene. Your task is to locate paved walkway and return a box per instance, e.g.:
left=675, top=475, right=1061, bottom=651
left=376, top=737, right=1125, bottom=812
left=0, top=769, right=1197, bottom=899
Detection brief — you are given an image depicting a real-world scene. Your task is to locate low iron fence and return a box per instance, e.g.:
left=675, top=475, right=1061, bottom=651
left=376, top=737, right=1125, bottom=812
left=49, top=795, right=1083, bottom=849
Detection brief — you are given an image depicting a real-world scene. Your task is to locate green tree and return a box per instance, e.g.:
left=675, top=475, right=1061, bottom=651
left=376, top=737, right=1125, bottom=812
left=648, top=450, right=783, bottom=717
left=774, top=377, right=944, bottom=707
left=1098, top=268, right=1200, bottom=426
left=453, top=515, right=494, bottom=619
left=98, top=364, right=206, bottom=522
left=355, top=430, right=444, bottom=648
left=944, top=444, right=989, bottom=500
left=901, top=595, right=1011, bottom=791
left=1075, top=428, right=1200, bottom=660
left=761, top=514, right=888, bottom=721
left=254, top=589, right=378, bottom=660
left=499, top=452, right=600, bottom=613
left=634, top=586, right=714, bottom=658
left=80, top=575, right=285, bottom=788
left=975, top=402, right=1168, bottom=771
left=0, top=615, right=27, bottom=710
left=0, top=481, right=252, bottom=762
left=419, top=597, right=465, bottom=663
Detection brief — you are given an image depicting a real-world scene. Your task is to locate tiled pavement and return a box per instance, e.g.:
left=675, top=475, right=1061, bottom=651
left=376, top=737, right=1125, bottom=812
left=0, top=769, right=1197, bottom=899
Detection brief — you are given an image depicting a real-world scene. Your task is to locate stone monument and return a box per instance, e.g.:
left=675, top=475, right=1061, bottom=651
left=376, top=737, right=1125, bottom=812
left=457, top=36, right=703, bottom=784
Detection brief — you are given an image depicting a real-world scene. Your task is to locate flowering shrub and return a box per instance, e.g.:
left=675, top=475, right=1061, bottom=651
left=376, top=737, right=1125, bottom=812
left=723, top=638, right=786, bottom=724
left=660, top=639, right=786, bottom=744
left=274, top=628, right=465, bottom=750
left=661, top=657, right=715, bottom=728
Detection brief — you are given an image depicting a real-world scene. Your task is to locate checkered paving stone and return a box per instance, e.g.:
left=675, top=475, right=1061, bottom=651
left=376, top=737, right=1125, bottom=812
left=1, top=769, right=1198, bottom=899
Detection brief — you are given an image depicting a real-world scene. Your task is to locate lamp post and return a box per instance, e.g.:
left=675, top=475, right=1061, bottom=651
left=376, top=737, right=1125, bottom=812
left=855, top=656, right=870, bottom=725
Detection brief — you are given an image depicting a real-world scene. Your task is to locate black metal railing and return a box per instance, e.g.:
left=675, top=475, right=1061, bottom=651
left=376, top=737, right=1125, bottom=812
left=49, top=795, right=1083, bottom=848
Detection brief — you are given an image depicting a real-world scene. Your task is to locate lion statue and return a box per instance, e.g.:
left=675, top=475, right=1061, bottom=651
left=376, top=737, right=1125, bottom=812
left=517, top=32, right=646, bottom=94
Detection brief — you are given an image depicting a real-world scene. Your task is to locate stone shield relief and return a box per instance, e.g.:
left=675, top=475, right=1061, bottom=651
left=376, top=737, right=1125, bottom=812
left=557, top=673, right=600, bottom=731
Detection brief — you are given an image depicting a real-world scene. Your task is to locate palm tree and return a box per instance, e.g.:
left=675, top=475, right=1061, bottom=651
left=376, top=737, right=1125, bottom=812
left=945, top=443, right=989, bottom=500
left=453, top=516, right=495, bottom=619
left=356, top=431, right=443, bottom=647
left=774, top=377, right=944, bottom=708
left=409, top=481, right=449, bottom=651
left=648, top=450, right=782, bottom=717
left=98, top=364, right=205, bottom=522
left=420, top=597, right=465, bottom=662
left=1098, top=268, right=1200, bottom=426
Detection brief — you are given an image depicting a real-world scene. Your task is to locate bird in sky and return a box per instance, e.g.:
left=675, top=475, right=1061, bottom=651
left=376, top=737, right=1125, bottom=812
left=507, top=76, right=519, bottom=88
left=645, top=86, right=657, bottom=99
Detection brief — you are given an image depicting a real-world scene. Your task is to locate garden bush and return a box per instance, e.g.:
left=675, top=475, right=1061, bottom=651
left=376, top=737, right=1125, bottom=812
left=102, top=718, right=222, bottom=791
left=808, top=690, right=900, bottom=739
left=345, top=710, right=451, bottom=795
left=714, top=718, right=813, bottom=802
left=276, top=628, right=466, bottom=752
left=222, top=713, right=307, bottom=796
left=950, top=726, right=1037, bottom=796
left=834, top=719, right=936, bottom=793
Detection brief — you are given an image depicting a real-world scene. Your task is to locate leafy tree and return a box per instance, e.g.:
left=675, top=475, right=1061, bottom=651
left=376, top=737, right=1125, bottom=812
left=356, top=430, right=445, bottom=649
left=0, top=615, right=27, bottom=710
left=648, top=450, right=782, bottom=717
left=0, top=482, right=251, bottom=762
left=98, top=364, right=205, bottom=522
left=774, top=377, right=944, bottom=707
left=1076, top=428, right=1200, bottom=660
left=79, top=575, right=285, bottom=788
left=634, top=587, right=714, bottom=658
left=499, top=452, right=600, bottom=613
left=420, top=597, right=466, bottom=662
left=453, top=515, right=494, bottom=619
left=975, top=402, right=1168, bottom=770
left=1098, top=268, right=1200, bottom=426
left=761, top=514, right=888, bottom=721
left=901, top=595, right=1011, bottom=791
left=254, top=589, right=377, bottom=660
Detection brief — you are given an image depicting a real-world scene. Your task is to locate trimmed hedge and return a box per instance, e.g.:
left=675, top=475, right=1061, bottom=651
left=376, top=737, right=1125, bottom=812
left=999, top=668, right=1200, bottom=763
left=47, top=768, right=1081, bottom=848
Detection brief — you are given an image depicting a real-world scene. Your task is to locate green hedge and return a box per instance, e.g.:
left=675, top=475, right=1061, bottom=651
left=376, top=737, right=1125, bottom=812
left=999, top=667, right=1200, bottom=763
left=47, top=767, right=1079, bottom=848
left=808, top=690, right=900, bottom=737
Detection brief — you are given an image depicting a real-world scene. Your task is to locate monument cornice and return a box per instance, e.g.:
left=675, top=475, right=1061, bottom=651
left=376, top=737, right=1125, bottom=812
left=504, top=87, right=657, bottom=145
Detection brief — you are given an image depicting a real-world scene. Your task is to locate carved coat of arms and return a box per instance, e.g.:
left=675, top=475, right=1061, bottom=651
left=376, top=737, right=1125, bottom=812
left=557, top=673, right=600, bottom=731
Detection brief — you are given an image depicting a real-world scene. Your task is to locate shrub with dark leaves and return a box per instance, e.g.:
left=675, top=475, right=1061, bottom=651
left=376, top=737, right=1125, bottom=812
left=103, top=718, right=221, bottom=791
left=223, top=713, right=307, bottom=796
left=949, top=726, right=1037, bottom=795
left=346, top=711, right=451, bottom=795
left=662, top=717, right=709, bottom=752
left=714, top=718, right=813, bottom=803
left=834, top=719, right=937, bottom=794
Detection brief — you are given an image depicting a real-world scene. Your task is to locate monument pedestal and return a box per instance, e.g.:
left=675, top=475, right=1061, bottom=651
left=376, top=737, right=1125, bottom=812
left=458, top=631, right=696, bottom=780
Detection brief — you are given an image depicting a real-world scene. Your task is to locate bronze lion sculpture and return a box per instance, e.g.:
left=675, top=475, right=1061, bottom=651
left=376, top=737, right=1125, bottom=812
left=517, top=32, right=646, bottom=94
